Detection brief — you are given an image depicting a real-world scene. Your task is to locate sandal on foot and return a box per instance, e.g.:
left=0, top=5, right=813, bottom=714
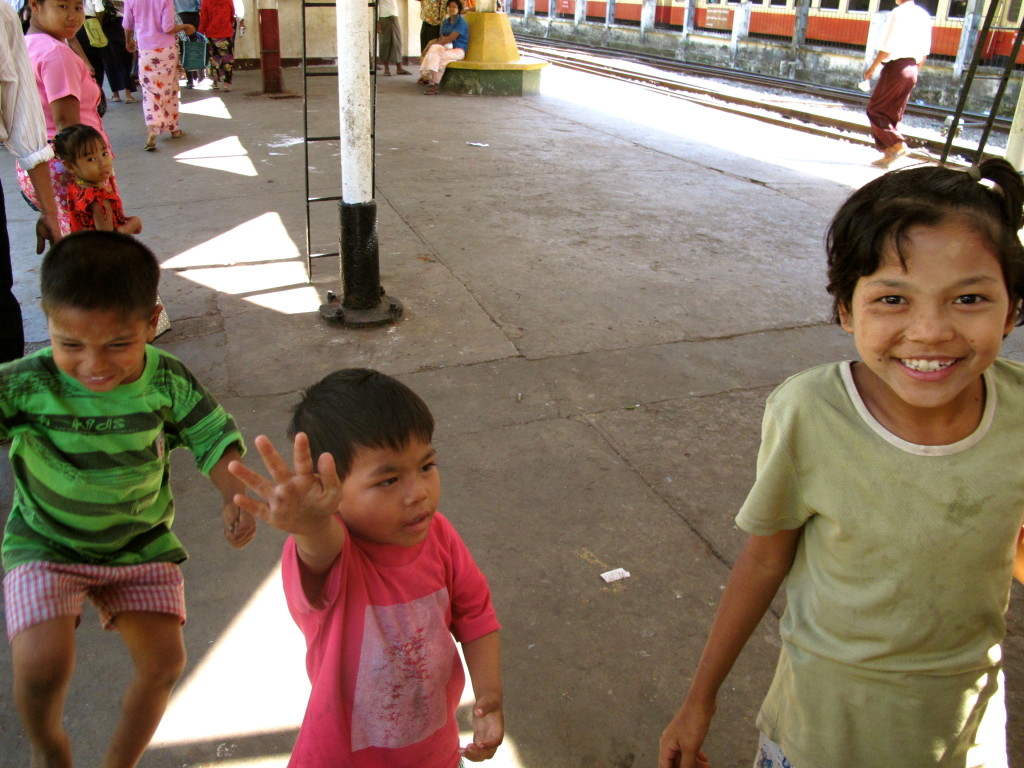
left=170, top=129, right=186, bottom=139
left=397, top=68, right=411, bottom=75
left=144, top=135, right=156, bottom=151
left=125, top=95, right=137, bottom=103
left=424, top=85, right=439, bottom=95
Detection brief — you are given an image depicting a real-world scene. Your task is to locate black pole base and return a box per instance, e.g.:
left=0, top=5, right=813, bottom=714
left=319, top=292, right=403, bottom=328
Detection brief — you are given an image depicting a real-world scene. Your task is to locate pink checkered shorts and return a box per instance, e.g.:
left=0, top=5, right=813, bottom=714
left=3, top=561, right=186, bottom=641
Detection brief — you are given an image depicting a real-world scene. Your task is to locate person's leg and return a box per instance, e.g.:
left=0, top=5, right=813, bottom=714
left=11, top=618, right=78, bottom=768
left=420, top=43, right=442, bottom=83
left=0, top=178, right=25, bottom=363
left=395, top=18, right=409, bottom=74
left=420, top=21, right=440, bottom=52
left=380, top=16, right=394, bottom=74
left=101, top=612, right=185, bottom=768
left=138, top=48, right=163, bottom=146
left=208, top=39, right=225, bottom=87
left=220, top=38, right=234, bottom=89
left=866, top=58, right=916, bottom=153
left=433, top=47, right=465, bottom=86
left=180, top=11, right=200, bottom=86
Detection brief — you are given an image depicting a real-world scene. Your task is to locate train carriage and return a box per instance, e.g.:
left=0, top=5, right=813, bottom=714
left=508, top=0, right=1024, bottom=63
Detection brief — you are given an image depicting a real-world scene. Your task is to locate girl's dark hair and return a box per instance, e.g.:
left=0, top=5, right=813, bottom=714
left=41, top=231, right=159, bottom=317
left=448, top=0, right=463, bottom=11
left=826, top=158, right=1024, bottom=326
left=289, top=369, right=435, bottom=477
left=52, top=124, right=106, bottom=164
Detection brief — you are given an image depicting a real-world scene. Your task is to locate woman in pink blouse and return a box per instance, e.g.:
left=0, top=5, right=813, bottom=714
left=17, top=0, right=113, bottom=235
left=123, top=0, right=194, bottom=150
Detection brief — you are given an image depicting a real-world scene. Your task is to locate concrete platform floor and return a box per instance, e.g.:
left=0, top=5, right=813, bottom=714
left=1, top=63, right=1023, bottom=768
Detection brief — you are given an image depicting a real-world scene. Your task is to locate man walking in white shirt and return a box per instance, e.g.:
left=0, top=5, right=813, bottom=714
left=864, top=0, right=932, bottom=168
left=378, top=0, right=410, bottom=76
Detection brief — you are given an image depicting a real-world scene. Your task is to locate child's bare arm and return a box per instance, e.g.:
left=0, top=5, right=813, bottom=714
left=459, top=630, right=503, bottom=762
left=117, top=215, right=143, bottom=235
left=228, top=433, right=346, bottom=573
left=209, top=445, right=256, bottom=548
left=659, top=527, right=801, bottom=768
left=1014, top=526, right=1024, bottom=584
left=91, top=199, right=114, bottom=231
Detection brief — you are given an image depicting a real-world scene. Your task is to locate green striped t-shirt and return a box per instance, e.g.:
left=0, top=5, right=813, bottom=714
left=1, top=347, right=243, bottom=570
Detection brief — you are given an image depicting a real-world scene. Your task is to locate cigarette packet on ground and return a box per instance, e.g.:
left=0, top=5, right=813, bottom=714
left=600, top=568, right=630, bottom=583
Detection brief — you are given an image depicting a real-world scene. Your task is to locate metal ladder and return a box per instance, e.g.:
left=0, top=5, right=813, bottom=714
left=941, top=0, right=1024, bottom=164
left=300, top=0, right=379, bottom=280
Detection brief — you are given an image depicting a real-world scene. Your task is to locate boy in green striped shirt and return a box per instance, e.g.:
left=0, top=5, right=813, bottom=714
left=0, top=231, right=256, bottom=768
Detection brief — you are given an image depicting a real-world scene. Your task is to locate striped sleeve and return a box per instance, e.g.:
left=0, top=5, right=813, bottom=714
left=0, top=2, right=54, bottom=169
left=155, top=352, right=244, bottom=474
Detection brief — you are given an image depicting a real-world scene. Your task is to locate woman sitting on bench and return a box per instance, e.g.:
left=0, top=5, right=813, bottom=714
left=419, top=0, right=468, bottom=95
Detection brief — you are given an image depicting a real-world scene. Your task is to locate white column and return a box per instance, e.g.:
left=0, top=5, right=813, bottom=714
left=337, top=0, right=373, bottom=204
left=1006, top=85, right=1024, bottom=169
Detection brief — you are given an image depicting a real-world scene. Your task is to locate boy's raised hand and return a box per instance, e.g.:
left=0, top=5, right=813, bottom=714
left=458, top=694, right=504, bottom=762
left=228, top=433, right=343, bottom=536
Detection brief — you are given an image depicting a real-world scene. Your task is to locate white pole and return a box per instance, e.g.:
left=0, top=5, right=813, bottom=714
left=1006, top=85, right=1024, bottom=170
left=337, top=0, right=373, bottom=204
left=321, top=0, right=402, bottom=326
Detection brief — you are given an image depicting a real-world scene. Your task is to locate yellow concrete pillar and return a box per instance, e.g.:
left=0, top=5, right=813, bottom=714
left=463, top=12, right=522, bottom=63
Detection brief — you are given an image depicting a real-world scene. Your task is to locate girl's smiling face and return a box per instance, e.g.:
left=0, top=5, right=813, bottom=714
left=839, top=216, right=1016, bottom=442
left=447, top=1, right=460, bottom=16
left=29, top=0, right=84, bottom=40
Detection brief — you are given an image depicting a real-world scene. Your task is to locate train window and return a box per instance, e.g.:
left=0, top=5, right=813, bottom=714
left=847, top=0, right=870, bottom=11
left=818, top=0, right=840, bottom=9
left=1008, top=0, right=1023, bottom=24
left=769, top=0, right=788, bottom=6
left=945, top=0, right=967, bottom=17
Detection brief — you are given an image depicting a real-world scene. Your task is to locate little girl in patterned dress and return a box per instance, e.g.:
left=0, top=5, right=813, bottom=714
left=52, top=125, right=142, bottom=235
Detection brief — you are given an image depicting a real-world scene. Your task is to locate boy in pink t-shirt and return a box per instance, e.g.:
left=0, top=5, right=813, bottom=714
left=230, top=369, right=503, bottom=768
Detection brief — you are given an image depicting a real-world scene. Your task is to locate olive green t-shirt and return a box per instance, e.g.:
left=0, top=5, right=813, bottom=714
left=738, top=360, right=1023, bottom=768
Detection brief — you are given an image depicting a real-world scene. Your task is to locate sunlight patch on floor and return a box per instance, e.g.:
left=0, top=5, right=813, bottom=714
left=179, top=96, right=233, bottom=120
left=174, top=136, right=257, bottom=176
left=176, top=261, right=309, bottom=295
left=538, top=66, right=881, bottom=190
left=152, top=563, right=309, bottom=746
left=243, top=286, right=322, bottom=314
left=163, top=212, right=300, bottom=269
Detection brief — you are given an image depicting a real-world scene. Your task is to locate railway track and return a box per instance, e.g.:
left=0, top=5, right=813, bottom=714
left=517, top=34, right=1008, bottom=163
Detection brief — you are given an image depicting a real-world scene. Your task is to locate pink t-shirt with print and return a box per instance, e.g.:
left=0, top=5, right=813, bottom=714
left=282, top=512, right=500, bottom=768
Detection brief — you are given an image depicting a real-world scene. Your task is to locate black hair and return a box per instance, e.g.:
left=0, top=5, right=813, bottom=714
left=40, top=231, right=159, bottom=318
left=51, top=124, right=107, bottom=165
left=826, top=158, right=1024, bottom=326
left=289, top=369, right=435, bottom=477
left=447, top=0, right=463, bottom=11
